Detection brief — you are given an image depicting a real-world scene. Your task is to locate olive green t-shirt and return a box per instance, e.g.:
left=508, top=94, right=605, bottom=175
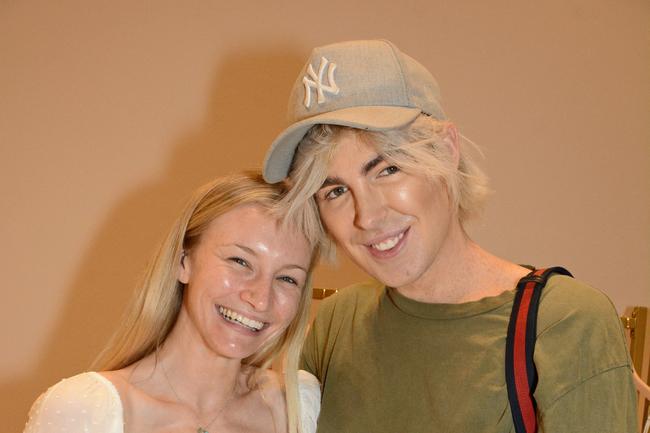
left=301, top=276, right=637, bottom=433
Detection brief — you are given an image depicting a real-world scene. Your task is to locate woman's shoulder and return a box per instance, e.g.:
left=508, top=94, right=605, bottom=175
left=298, top=370, right=321, bottom=433
left=298, top=370, right=320, bottom=404
left=24, top=372, right=123, bottom=433
left=255, top=369, right=320, bottom=399
left=255, top=369, right=321, bottom=433
left=30, top=372, right=121, bottom=413
left=255, top=368, right=286, bottom=409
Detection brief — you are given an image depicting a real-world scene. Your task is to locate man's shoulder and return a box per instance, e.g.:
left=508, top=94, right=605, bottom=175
left=534, top=275, right=633, bottom=412
left=536, top=274, right=630, bottom=374
left=310, top=280, right=384, bottom=330
left=302, top=280, right=384, bottom=378
left=538, top=274, right=620, bottom=329
left=316, top=280, right=384, bottom=313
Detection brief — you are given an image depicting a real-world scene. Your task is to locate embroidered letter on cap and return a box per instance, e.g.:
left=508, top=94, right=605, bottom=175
left=302, top=56, right=339, bottom=108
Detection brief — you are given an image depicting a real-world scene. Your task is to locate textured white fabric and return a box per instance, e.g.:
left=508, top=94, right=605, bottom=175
left=24, top=371, right=321, bottom=433
left=297, top=370, right=321, bottom=433
left=24, top=372, right=123, bottom=433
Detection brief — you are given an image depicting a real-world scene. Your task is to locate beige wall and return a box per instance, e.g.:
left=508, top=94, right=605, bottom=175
left=2, top=0, right=648, bottom=430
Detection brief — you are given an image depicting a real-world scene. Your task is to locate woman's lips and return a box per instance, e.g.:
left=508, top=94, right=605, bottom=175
left=217, top=305, right=266, bottom=332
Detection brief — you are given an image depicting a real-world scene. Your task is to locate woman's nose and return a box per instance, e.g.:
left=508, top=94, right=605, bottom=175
left=240, top=278, right=272, bottom=311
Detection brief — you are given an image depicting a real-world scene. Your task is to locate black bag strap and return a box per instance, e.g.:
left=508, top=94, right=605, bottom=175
left=505, top=266, right=573, bottom=433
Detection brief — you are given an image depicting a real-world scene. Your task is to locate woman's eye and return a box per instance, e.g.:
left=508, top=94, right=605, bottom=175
left=229, top=257, right=249, bottom=268
left=378, top=165, right=400, bottom=177
left=324, top=185, right=347, bottom=200
left=278, top=275, right=299, bottom=286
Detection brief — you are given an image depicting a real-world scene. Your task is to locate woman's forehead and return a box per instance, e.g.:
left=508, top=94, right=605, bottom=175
left=201, top=204, right=310, bottom=257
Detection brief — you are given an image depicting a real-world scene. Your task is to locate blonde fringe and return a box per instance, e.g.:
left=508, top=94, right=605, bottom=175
left=284, top=115, right=491, bottom=240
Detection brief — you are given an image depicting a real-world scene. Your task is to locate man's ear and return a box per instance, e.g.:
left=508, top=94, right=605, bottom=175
left=442, top=122, right=460, bottom=168
left=178, top=251, right=191, bottom=284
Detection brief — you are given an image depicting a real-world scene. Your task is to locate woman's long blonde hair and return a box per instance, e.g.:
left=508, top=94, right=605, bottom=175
left=93, top=171, right=319, bottom=433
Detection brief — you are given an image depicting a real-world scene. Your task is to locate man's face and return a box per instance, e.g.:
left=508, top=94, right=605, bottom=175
left=315, top=131, right=456, bottom=292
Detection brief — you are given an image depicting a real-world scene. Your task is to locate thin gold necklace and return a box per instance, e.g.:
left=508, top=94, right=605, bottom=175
left=160, top=360, right=237, bottom=433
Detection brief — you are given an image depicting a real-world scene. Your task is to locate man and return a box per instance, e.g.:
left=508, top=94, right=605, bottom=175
left=263, top=40, right=636, bottom=432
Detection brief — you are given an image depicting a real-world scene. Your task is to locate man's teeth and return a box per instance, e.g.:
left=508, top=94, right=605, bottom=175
left=372, top=232, right=404, bottom=251
left=218, top=306, right=264, bottom=331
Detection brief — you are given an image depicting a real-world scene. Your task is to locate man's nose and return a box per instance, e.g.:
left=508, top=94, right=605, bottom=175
left=353, top=187, right=386, bottom=230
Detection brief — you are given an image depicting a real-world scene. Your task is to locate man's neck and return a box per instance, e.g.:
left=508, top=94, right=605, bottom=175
left=395, top=226, right=529, bottom=304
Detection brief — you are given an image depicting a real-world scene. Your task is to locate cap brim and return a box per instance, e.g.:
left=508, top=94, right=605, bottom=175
left=263, top=106, right=421, bottom=183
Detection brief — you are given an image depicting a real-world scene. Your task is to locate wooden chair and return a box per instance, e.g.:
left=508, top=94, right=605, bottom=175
left=312, top=288, right=338, bottom=300
left=621, top=307, right=650, bottom=432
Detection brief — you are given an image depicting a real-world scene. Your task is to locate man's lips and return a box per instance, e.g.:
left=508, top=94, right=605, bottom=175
left=364, top=228, right=410, bottom=257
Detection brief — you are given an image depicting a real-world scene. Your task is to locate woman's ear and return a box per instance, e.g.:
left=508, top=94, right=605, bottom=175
left=178, top=250, right=191, bottom=284
left=442, top=122, right=460, bottom=168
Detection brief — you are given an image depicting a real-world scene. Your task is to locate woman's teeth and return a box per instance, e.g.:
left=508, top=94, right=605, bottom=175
left=371, top=232, right=404, bottom=251
left=218, top=306, right=264, bottom=331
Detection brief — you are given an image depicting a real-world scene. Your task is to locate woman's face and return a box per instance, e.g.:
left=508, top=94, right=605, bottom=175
left=178, top=203, right=311, bottom=361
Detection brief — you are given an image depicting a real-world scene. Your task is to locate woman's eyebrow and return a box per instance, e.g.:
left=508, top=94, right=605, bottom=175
left=233, top=244, right=256, bottom=256
left=283, top=264, right=308, bottom=273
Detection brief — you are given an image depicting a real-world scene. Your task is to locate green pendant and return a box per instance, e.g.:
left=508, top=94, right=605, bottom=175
left=197, top=428, right=208, bottom=433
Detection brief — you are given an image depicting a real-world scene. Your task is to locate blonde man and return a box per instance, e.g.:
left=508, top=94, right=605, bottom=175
left=263, top=40, right=636, bottom=433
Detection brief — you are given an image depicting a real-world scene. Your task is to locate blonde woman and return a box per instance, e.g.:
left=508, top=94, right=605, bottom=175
left=24, top=172, right=321, bottom=433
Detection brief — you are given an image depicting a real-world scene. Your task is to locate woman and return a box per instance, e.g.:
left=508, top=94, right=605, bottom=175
left=24, top=172, right=321, bottom=433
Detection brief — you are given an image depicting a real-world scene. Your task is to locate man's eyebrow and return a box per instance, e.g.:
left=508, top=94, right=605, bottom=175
left=362, top=155, right=384, bottom=175
left=319, top=155, right=385, bottom=190
left=320, top=176, right=345, bottom=189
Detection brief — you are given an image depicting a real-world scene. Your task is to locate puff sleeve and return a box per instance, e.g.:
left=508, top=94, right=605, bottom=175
left=23, top=372, right=123, bottom=433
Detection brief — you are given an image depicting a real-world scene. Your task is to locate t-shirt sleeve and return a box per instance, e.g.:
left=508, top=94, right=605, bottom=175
left=539, top=366, right=637, bottom=433
left=23, top=373, right=123, bottom=433
left=535, top=276, right=637, bottom=432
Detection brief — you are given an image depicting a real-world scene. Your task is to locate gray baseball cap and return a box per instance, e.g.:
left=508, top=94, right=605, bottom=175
left=263, top=39, right=447, bottom=183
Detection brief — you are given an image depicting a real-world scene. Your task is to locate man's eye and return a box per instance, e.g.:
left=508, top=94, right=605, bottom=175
left=229, top=257, right=249, bottom=268
left=324, top=186, right=348, bottom=200
left=378, top=165, right=400, bottom=177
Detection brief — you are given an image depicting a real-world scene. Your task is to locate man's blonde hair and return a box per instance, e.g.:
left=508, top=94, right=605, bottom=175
left=281, top=115, right=490, bottom=255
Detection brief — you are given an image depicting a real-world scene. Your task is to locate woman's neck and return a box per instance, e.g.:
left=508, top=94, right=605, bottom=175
left=131, top=310, right=246, bottom=413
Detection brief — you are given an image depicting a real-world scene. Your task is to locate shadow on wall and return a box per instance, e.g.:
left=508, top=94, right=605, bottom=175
left=3, top=44, right=305, bottom=432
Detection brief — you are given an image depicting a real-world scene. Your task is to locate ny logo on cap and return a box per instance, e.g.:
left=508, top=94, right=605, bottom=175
left=302, top=56, right=339, bottom=108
